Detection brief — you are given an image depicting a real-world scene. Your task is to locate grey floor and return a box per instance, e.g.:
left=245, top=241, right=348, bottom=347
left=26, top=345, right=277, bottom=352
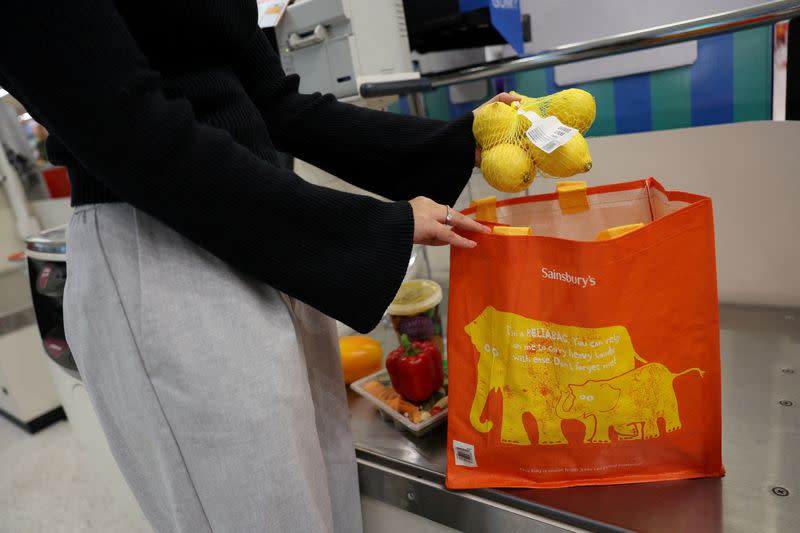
left=0, top=417, right=150, bottom=533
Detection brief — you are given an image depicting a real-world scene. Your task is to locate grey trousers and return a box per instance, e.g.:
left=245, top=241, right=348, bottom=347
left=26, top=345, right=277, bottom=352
left=63, top=204, right=363, bottom=533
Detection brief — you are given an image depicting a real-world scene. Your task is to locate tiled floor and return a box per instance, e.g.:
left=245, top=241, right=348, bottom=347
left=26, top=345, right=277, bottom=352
left=0, top=418, right=150, bottom=533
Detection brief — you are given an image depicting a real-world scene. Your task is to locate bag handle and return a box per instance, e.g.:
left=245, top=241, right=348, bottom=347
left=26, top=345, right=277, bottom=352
left=493, top=226, right=533, bottom=236
left=595, top=223, right=645, bottom=241
left=556, top=181, right=589, bottom=214
left=470, top=196, right=497, bottom=222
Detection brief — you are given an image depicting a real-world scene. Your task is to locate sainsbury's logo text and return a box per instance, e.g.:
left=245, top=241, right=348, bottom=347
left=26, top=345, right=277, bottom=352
left=541, top=267, right=596, bottom=288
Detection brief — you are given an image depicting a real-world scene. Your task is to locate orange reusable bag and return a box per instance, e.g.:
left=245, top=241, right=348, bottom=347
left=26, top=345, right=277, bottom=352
left=446, top=178, right=724, bottom=489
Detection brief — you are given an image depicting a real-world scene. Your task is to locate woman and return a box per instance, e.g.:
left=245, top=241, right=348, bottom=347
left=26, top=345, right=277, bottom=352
left=1, top=2, right=517, bottom=531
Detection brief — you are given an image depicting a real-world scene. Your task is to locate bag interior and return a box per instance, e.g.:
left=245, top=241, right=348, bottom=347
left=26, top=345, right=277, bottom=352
left=491, top=184, right=694, bottom=241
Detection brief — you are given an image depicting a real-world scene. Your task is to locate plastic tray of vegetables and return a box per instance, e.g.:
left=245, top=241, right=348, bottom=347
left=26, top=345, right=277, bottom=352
left=351, top=337, right=448, bottom=437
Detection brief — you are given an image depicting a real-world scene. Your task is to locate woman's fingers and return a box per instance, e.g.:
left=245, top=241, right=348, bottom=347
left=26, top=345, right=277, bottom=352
left=492, top=92, right=522, bottom=105
left=410, top=196, right=490, bottom=248
left=474, top=92, right=523, bottom=116
left=434, top=201, right=490, bottom=234
left=448, top=210, right=491, bottom=234
left=436, top=224, right=476, bottom=248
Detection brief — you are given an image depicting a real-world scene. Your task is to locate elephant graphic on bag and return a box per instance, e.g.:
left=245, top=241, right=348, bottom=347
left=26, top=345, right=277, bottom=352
left=556, top=363, right=705, bottom=443
left=465, top=306, right=647, bottom=446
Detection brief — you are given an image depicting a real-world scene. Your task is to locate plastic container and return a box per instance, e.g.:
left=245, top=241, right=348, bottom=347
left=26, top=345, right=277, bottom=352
left=350, top=369, right=448, bottom=437
left=387, top=279, right=444, bottom=354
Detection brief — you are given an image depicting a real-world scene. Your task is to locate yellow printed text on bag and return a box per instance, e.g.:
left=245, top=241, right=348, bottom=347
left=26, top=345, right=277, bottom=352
left=470, top=196, right=498, bottom=223
left=464, top=306, right=704, bottom=446
left=556, top=181, right=589, bottom=214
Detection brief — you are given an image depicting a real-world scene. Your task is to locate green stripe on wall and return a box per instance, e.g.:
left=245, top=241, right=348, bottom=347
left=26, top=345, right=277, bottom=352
left=514, top=68, right=549, bottom=97
left=423, top=87, right=450, bottom=121
left=576, top=80, right=617, bottom=136
left=733, top=27, right=772, bottom=122
left=650, top=66, right=692, bottom=130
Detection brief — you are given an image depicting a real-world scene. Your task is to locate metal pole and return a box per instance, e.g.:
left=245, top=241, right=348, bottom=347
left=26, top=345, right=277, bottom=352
left=406, top=92, right=427, bottom=118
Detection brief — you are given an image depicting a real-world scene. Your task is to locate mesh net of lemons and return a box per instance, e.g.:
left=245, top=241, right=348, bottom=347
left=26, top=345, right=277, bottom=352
left=473, top=89, right=596, bottom=192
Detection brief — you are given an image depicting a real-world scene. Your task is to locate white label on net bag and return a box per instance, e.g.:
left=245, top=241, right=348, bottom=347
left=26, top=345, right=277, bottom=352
left=518, top=109, right=577, bottom=154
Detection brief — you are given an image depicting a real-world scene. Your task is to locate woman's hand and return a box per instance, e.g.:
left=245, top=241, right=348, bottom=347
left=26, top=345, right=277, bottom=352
left=407, top=93, right=518, bottom=247
left=410, top=196, right=491, bottom=248
left=473, top=92, right=522, bottom=167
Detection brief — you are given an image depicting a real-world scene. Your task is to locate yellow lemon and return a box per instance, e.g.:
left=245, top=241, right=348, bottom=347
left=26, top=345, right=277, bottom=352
left=473, top=102, right=517, bottom=149
left=480, top=143, right=536, bottom=193
left=529, top=133, right=592, bottom=178
left=544, top=88, right=596, bottom=133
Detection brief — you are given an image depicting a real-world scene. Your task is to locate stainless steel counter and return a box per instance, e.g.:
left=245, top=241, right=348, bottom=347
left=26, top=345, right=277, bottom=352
left=351, top=304, right=799, bottom=532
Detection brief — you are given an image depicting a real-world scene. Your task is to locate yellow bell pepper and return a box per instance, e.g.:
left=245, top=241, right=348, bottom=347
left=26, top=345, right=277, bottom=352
left=339, top=336, right=383, bottom=384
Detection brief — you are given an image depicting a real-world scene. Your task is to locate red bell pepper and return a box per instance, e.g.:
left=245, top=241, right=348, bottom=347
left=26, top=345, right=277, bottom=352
left=386, top=335, right=444, bottom=403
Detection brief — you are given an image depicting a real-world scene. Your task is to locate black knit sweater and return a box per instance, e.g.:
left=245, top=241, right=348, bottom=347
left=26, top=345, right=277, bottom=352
left=0, top=1, right=476, bottom=333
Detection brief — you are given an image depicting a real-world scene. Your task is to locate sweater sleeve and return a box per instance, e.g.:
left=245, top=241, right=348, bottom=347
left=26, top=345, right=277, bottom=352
left=0, top=1, right=413, bottom=333
left=236, top=30, right=477, bottom=206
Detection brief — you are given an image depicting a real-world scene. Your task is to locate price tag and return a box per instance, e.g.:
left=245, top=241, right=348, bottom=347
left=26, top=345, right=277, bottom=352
left=518, top=110, right=577, bottom=154
left=258, top=1, right=289, bottom=28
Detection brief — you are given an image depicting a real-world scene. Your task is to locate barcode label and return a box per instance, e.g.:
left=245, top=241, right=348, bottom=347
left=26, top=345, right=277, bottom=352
left=541, top=140, right=558, bottom=152
left=519, top=109, right=577, bottom=154
left=453, top=440, right=477, bottom=467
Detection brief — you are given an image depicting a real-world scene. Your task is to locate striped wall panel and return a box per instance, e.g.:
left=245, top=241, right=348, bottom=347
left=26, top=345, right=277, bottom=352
left=388, top=27, right=773, bottom=136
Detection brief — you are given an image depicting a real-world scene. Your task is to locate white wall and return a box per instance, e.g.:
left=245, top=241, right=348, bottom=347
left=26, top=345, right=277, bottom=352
left=561, top=121, right=800, bottom=307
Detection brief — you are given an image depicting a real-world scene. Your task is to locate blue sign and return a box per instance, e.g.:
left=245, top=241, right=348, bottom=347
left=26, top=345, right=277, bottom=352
left=458, top=0, right=524, bottom=56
